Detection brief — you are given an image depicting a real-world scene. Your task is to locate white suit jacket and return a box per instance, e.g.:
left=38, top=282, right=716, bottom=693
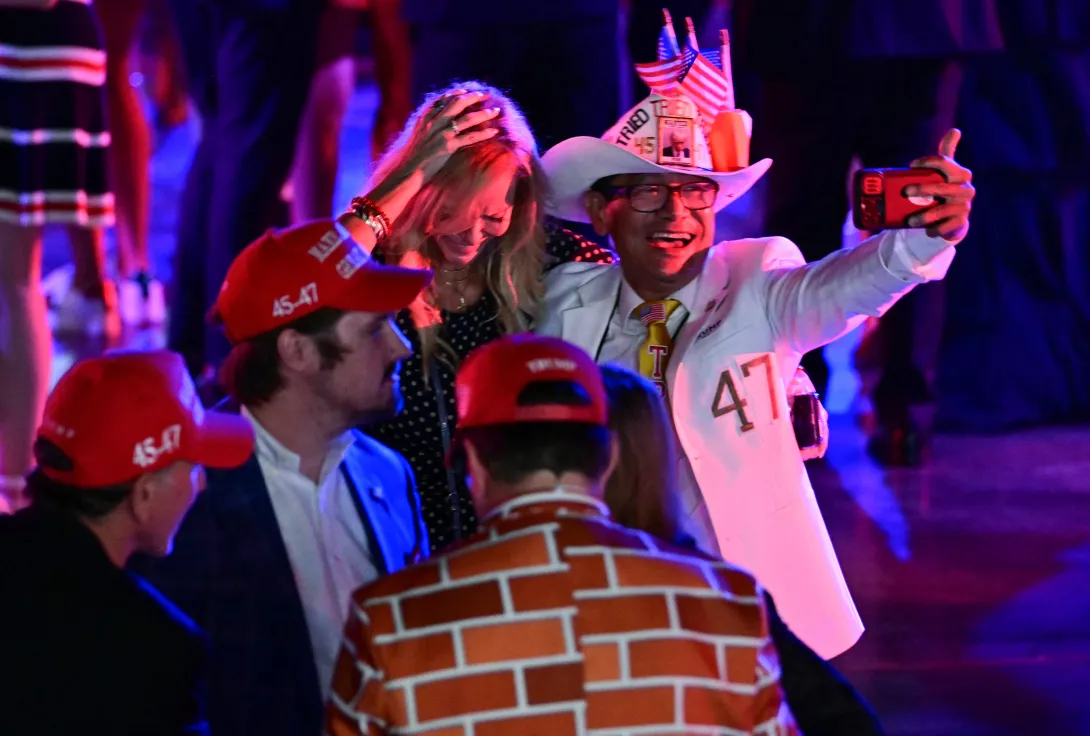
left=536, top=228, right=956, bottom=658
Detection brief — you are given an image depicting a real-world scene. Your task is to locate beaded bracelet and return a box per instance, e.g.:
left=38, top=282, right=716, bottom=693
left=347, top=196, right=393, bottom=245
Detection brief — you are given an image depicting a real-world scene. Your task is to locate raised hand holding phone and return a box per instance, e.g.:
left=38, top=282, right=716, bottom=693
left=907, top=128, right=975, bottom=242
left=852, top=129, right=975, bottom=243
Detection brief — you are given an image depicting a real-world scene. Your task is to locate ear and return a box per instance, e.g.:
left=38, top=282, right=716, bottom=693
left=276, top=328, right=319, bottom=375
left=462, top=440, right=487, bottom=494
left=128, top=472, right=158, bottom=525
left=582, top=190, right=613, bottom=237
left=600, top=432, right=620, bottom=490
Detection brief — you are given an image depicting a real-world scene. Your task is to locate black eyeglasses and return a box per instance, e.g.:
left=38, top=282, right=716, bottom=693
left=599, top=182, right=719, bottom=213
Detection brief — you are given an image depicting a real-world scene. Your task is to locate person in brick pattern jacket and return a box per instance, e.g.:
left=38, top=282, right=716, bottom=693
left=325, top=334, right=798, bottom=735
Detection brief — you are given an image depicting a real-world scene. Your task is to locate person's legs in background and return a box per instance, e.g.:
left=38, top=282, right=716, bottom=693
left=200, top=3, right=322, bottom=372
left=167, top=0, right=320, bottom=379
left=287, top=4, right=360, bottom=223
left=747, top=71, right=857, bottom=397
left=53, top=225, right=119, bottom=340
left=0, top=223, right=51, bottom=510
left=368, top=0, right=412, bottom=158
left=98, top=0, right=166, bottom=328
left=164, top=0, right=214, bottom=375
left=856, top=58, right=964, bottom=465
left=139, top=0, right=190, bottom=131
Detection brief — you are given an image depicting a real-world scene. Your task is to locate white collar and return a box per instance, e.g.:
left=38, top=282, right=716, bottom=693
left=483, top=487, right=611, bottom=524
left=241, top=406, right=355, bottom=478
left=618, top=271, right=701, bottom=330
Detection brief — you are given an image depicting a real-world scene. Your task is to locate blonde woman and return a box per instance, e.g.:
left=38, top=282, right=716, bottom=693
left=339, top=80, right=614, bottom=550
left=598, top=363, right=885, bottom=736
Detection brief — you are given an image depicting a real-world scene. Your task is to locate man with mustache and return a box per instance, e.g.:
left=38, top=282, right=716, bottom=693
left=138, top=219, right=433, bottom=736
left=536, top=92, right=974, bottom=660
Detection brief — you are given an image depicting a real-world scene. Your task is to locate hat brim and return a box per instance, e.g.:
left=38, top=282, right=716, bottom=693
left=335, top=262, right=434, bottom=314
left=189, top=411, right=255, bottom=470
left=541, top=136, right=772, bottom=224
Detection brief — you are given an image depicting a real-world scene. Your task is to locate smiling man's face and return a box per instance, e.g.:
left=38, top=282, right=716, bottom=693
left=585, top=172, right=717, bottom=282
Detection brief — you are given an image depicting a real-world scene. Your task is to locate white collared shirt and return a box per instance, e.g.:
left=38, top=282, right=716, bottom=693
left=598, top=275, right=721, bottom=555
left=242, top=409, right=379, bottom=698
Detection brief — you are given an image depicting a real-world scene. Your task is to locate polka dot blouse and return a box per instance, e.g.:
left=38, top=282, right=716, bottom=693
left=364, top=223, right=616, bottom=552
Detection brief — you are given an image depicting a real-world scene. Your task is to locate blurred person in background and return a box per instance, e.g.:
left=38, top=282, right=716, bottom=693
left=165, top=0, right=325, bottom=381
left=283, top=0, right=413, bottom=224
left=0, top=0, right=117, bottom=510
left=401, top=0, right=622, bottom=151
left=96, top=0, right=165, bottom=327
left=731, top=0, right=1003, bottom=464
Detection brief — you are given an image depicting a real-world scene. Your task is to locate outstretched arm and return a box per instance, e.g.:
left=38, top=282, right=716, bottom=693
left=764, top=129, right=974, bottom=354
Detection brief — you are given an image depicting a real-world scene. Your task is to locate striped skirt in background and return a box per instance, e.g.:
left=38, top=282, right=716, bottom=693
left=0, top=0, right=114, bottom=228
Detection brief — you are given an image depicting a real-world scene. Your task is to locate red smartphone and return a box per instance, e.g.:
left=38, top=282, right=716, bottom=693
left=852, top=167, right=946, bottom=231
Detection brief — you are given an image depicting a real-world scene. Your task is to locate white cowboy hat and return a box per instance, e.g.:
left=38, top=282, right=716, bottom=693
left=542, top=93, right=772, bottom=224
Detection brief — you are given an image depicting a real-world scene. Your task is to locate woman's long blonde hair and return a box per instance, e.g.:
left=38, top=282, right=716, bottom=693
left=370, top=80, right=548, bottom=379
left=600, top=364, right=686, bottom=543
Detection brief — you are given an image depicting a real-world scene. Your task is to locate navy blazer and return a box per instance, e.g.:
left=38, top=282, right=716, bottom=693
left=134, top=431, right=428, bottom=736
left=1, top=506, right=208, bottom=735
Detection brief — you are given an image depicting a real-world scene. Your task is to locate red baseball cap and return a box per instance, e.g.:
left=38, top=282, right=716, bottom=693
left=454, top=335, right=609, bottom=430
left=210, top=219, right=433, bottom=343
left=36, top=350, right=255, bottom=488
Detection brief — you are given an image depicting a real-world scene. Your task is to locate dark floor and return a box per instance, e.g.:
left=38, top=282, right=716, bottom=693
left=42, top=82, right=1090, bottom=736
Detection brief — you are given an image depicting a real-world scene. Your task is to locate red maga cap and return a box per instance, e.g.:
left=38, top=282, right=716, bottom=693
left=210, top=219, right=433, bottom=343
left=455, top=334, right=608, bottom=429
left=36, top=350, right=255, bottom=488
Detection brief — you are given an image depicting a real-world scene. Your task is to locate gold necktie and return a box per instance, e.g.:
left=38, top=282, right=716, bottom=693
left=634, top=299, right=682, bottom=397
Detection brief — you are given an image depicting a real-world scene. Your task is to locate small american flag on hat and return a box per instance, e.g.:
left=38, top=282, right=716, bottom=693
left=656, top=11, right=681, bottom=60
left=636, top=13, right=729, bottom=126
left=635, top=56, right=686, bottom=96
left=678, top=32, right=729, bottom=124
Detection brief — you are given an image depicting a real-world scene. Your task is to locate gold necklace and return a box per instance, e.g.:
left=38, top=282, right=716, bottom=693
left=440, top=265, right=469, bottom=312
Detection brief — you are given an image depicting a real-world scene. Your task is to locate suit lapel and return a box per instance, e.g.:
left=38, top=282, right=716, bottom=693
left=341, top=447, right=392, bottom=576
left=209, top=457, right=322, bottom=710
left=559, top=265, right=624, bottom=356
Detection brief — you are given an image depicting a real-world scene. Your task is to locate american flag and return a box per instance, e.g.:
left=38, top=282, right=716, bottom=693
left=639, top=301, right=670, bottom=325
left=657, top=20, right=681, bottom=60
left=635, top=56, right=686, bottom=97
left=701, top=48, right=721, bottom=69
left=678, top=42, right=729, bottom=123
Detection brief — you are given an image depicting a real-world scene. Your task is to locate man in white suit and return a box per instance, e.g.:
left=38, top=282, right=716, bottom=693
left=536, top=92, right=974, bottom=659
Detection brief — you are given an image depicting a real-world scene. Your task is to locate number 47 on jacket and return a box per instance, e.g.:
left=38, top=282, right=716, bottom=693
left=710, top=353, right=781, bottom=433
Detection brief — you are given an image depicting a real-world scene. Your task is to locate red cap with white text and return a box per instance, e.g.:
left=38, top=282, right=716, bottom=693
left=36, top=350, right=255, bottom=488
left=454, top=334, right=609, bottom=429
left=210, top=219, right=433, bottom=343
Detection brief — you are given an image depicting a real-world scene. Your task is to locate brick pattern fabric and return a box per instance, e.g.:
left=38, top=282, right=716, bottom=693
left=325, top=493, right=798, bottom=735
